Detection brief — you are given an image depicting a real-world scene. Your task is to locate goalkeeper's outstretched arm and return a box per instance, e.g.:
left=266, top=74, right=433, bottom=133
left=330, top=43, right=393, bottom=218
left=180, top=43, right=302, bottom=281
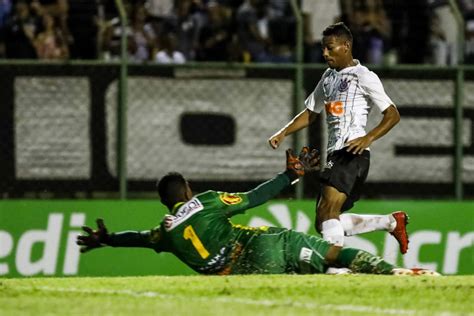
left=225, top=148, right=320, bottom=216
left=76, top=218, right=161, bottom=253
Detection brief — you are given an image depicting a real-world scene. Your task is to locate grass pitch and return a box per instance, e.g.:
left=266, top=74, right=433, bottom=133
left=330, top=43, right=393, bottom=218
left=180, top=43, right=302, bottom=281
left=1, top=275, right=473, bottom=316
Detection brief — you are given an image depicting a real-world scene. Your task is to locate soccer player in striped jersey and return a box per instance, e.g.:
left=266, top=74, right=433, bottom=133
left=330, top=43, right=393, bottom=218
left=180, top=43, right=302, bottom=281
left=269, top=22, right=408, bottom=256
left=77, top=148, right=437, bottom=276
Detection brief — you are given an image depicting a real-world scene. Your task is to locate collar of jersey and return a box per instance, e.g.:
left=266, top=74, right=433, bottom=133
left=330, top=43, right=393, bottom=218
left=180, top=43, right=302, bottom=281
left=171, top=202, right=185, bottom=215
left=336, top=59, right=360, bottom=73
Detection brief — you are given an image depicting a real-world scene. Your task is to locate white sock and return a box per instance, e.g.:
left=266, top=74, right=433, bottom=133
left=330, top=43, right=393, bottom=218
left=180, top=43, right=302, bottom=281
left=339, top=213, right=396, bottom=236
left=321, top=219, right=345, bottom=246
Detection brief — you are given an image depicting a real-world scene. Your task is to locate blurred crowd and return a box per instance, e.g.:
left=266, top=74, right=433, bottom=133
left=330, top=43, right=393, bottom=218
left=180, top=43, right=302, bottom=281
left=0, top=0, right=472, bottom=64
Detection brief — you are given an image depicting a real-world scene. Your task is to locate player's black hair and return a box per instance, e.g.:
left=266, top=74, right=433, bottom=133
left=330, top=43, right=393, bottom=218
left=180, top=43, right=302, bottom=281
left=322, top=22, right=353, bottom=44
left=157, top=172, right=188, bottom=210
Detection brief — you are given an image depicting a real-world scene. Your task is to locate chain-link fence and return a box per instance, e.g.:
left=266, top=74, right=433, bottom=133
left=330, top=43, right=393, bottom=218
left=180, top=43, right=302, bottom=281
left=0, top=63, right=472, bottom=199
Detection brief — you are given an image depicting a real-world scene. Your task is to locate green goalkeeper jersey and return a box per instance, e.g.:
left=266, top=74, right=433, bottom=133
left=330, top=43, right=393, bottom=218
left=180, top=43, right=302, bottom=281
left=108, top=172, right=294, bottom=274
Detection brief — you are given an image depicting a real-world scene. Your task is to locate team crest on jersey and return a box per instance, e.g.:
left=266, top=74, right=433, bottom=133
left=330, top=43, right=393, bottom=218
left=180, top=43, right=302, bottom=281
left=219, top=193, right=242, bottom=205
left=338, top=78, right=350, bottom=92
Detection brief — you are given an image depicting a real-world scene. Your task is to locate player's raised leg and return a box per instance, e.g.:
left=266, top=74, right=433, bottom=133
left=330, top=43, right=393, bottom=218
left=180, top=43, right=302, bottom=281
left=339, top=211, right=410, bottom=254
left=389, top=211, right=410, bottom=254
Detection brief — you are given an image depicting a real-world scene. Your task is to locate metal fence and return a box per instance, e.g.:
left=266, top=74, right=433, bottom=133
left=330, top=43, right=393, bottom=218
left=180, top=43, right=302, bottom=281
left=0, top=61, right=472, bottom=199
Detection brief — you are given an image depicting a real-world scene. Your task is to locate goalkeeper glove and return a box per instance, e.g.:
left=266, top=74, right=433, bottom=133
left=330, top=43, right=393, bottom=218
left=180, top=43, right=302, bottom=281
left=298, top=146, right=320, bottom=172
left=285, top=147, right=320, bottom=184
left=76, top=218, right=111, bottom=253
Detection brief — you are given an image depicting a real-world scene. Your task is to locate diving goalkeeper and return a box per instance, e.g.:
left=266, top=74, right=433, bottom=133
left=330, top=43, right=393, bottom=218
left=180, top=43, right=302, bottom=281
left=77, top=148, right=438, bottom=276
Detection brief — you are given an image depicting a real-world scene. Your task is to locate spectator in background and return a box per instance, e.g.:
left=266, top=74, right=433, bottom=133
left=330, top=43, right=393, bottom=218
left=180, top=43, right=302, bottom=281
left=102, top=15, right=126, bottom=60
left=214, top=0, right=247, bottom=61
left=428, top=10, right=449, bottom=65
left=265, top=0, right=295, bottom=63
left=466, top=20, right=474, bottom=64
left=341, top=0, right=391, bottom=65
left=162, top=0, right=204, bottom=61
left=33, top=12, right=68, bottom=59
left=102, top=0, right=132, bottom=60
left=236, top=0, right=270, bottom=62
left=3, top=0, right=38, bottom=58
left=427, top=0, right=458, bottom=65
left=102, top=1, right=157, bottom=62
left=267, top=0, right=287, bottom=18
left=301, top=0, right=341, bottom=63
left=31, top=0, right=67, bottom=18
left=144, top=0, right=173, bottom=43
left=219, top=0, right=245, bottom=11
left=0, top=0, right=12, bottom=57
left=129, top=3, right=156, bottom=62
left=30, top=0, right=70, bottom=46
left=384, top=0, right=430, bottom=64
left=67, top=0, right=98, bottom=59
left=155, top=31, right=186, bottom=63
left=145, top=0, right=173, bottom=19
left=0, top=0, right=11, bottom=28
left=196, top=1, right=233, bottom=61
left=461, top=0, right=474, bottom=63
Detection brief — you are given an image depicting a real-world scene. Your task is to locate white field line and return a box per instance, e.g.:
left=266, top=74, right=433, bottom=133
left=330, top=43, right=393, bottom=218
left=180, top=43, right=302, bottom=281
left=14, top=285, right=471, bottom=316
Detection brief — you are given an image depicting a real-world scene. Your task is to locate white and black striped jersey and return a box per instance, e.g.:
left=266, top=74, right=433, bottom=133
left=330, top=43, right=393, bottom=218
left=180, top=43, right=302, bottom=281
left=305, top=60, right=394, bottom=154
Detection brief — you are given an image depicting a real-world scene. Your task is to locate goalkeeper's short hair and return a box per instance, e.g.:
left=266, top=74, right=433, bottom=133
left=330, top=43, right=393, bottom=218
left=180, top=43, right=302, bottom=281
left=157, top=172, right=187, bottom=210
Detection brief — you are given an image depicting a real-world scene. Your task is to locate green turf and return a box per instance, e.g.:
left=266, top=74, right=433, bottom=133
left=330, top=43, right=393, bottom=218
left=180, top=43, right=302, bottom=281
left=1, top=275, right=473, bottom=316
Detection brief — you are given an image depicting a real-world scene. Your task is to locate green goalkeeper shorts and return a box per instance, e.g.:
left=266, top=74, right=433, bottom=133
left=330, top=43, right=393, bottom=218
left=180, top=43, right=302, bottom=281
left=230, top=228, right=331, bottom=274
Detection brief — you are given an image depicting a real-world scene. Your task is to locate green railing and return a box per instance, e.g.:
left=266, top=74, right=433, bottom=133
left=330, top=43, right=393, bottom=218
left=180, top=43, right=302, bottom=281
left=115, top=0, right=128, bottom=199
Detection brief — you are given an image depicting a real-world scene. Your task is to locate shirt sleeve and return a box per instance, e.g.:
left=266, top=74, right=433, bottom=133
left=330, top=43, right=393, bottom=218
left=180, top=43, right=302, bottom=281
left=359, top=71, right=395, bottom=112
left=305, top=76, right=325, bottom=113
left=216, top=172, right=292, bottom=217
left=304, top=70, right=328, bottom=113
left=108, top=227, right=165, bottom=252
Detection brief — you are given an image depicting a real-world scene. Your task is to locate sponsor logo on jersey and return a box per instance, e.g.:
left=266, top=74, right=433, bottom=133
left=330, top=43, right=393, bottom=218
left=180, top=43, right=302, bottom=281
left=299, top=247, right=313, bottom=264
left=338, top=78, right=350, bottom=92
left=299, top=247, right=314, bottom=273
left=219, top=193, right=242, bottom=205
left=165, top=198, right=204, bottom=231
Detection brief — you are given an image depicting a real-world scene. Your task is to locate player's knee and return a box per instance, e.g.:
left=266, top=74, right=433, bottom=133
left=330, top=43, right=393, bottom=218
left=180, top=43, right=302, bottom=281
left=317, top=196, right=344, bottom=219
left=316, top=204, right=341, bottom=233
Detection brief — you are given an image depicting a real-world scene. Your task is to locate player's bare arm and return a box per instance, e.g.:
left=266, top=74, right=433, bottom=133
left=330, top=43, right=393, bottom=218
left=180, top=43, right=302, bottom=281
left=77, top=218, right=159, bottom=252
left=345, top=105, right=400, bottom=154
left=268, top=109, right=317, bottom=149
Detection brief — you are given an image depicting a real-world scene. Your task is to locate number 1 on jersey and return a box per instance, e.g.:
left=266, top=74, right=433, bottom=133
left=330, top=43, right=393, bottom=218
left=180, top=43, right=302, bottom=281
left=183, top=225, right=210, bottom=259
